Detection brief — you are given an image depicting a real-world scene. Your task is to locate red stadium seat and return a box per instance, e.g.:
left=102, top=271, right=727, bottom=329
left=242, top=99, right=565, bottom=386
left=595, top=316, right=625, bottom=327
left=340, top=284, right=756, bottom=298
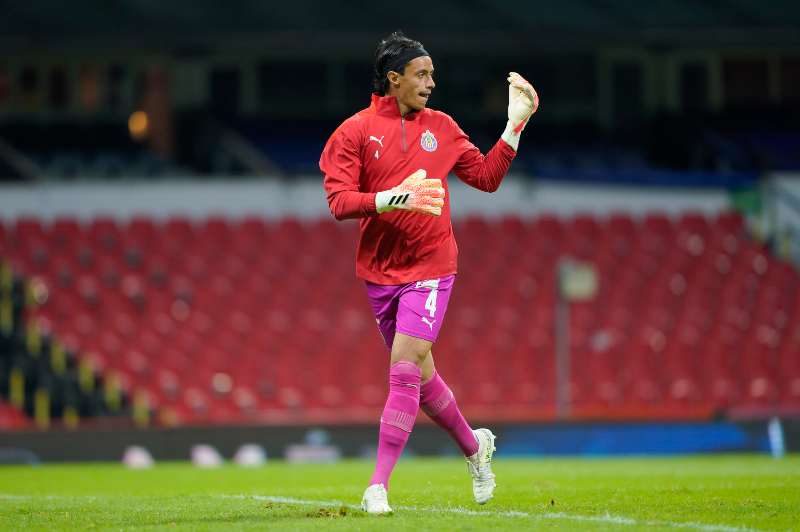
left=0, top=401, right=32, bottom=429
left=6, top=210, right=798, bottom=426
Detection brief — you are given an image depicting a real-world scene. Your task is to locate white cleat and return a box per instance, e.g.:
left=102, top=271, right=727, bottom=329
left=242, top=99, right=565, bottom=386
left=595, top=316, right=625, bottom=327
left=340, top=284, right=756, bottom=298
left=467, top=428, right=497, bottom=504
left=361, top=483, right=393, bottom=515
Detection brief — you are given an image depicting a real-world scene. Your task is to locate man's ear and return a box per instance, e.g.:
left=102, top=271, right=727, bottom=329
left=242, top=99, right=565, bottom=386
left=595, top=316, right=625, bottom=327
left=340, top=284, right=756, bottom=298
left=387, top=71, right=401, bottom=87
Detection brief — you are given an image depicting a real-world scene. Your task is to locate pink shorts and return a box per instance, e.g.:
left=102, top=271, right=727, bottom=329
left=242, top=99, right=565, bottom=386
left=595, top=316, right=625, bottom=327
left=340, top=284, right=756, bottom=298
left=365, top=275, right=456, bottom=349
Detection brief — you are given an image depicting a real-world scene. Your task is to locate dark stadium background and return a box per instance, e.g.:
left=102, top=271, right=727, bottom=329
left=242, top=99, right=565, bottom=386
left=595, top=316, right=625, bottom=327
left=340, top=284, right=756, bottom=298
left=1, top=0, right=799, bottom=461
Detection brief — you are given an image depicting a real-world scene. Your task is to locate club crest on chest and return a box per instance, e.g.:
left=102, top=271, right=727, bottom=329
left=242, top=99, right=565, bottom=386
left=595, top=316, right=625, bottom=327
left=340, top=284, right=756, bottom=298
left=420, top=129, right=438, bottom=152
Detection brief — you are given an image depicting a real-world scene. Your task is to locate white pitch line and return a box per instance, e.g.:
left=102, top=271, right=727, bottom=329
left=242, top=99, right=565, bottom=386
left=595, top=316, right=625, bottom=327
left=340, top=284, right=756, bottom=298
left=0, top=493, right=765, bottom=532
left=225, top=494, right=764, bottom=532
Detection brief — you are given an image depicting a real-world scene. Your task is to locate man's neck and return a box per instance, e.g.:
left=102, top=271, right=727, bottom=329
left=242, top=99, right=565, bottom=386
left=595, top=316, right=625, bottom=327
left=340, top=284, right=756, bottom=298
left=387, top=92, right=411, bottom=116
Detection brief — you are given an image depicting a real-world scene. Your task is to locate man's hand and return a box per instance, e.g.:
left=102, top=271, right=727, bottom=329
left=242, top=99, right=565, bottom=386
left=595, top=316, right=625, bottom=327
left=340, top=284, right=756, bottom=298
left=502, top=71, right=539, bottom=151
left=375, top=169, right=445, bottom=216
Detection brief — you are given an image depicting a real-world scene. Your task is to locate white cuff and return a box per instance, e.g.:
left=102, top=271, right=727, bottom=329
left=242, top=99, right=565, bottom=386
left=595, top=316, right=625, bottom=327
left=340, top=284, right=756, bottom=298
left=500, top=120, right=521, bottom=151
left=375, top=190, right=395, bottom=213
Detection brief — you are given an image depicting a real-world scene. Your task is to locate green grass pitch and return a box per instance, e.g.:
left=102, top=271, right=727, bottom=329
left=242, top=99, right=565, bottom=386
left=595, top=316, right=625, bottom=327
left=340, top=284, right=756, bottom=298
left=0, top=455, right=798, bottom=530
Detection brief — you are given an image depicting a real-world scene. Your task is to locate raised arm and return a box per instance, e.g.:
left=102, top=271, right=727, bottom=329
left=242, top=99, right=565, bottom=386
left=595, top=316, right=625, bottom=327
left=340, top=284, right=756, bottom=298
left=453, top=72, right=539, bottom=192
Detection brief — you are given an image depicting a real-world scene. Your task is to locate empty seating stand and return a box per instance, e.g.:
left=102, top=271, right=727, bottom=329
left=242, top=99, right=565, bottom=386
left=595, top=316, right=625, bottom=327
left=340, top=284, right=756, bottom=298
left=1, top=211, right=798, bottom=426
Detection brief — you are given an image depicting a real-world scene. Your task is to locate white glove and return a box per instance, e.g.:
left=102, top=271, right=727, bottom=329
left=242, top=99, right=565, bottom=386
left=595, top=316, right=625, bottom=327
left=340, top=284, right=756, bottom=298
left=501, top=71, right=539, bottom=151
left=375, top=169, right=445, bottom=216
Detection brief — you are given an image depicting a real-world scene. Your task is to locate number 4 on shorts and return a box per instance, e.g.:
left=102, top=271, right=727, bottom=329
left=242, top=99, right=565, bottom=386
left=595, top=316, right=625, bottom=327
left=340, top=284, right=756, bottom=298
left=425, top=288, right=438, bottom=318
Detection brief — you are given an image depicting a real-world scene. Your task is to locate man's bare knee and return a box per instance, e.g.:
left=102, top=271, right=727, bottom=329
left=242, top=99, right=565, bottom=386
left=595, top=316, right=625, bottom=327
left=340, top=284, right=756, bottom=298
left=391, top=332, right=433, bottom=366
left=420, top=350, right=436, bottom=382
left=392, top=345, right=429, bottom=366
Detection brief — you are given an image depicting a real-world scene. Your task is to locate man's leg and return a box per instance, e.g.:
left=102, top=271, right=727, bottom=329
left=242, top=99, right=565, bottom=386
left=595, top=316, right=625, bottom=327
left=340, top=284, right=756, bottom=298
left=418, top=351, right=479, bottom=456
left=419, top=351, right=497, bottom=504
left=363, top=275, right=493, bottom=512
left=368, top=332, right=430, bottom=490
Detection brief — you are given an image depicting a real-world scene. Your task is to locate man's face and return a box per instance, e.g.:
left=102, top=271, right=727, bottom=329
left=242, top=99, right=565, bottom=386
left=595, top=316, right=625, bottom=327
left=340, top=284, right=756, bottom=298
left=390, top=55, right=435, bottom=112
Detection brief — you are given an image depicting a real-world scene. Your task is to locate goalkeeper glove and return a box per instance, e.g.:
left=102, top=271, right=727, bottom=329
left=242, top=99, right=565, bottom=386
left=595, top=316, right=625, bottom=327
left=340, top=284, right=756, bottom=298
left=501, top=71, right=539, bottom=151
left=375, top=169, right=445, bottom=216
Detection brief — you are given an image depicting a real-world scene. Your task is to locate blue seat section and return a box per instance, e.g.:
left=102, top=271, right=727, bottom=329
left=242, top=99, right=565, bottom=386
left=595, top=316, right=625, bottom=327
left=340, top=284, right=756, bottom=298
left=34, top=151, right=178, bottom=179
left=2, top=121, right=181, bottom=179
left=736, top=131, right=800, bottom=171
left=256, top=139, right=327, bottom=175
left=236, top=120, right=330, bottom=175
left=227, top=105, right=798, bottom=182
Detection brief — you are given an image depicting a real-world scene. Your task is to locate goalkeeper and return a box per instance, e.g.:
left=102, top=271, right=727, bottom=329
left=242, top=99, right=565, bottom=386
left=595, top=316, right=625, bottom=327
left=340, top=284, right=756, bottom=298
left=319, top=30, right=538, bottom=514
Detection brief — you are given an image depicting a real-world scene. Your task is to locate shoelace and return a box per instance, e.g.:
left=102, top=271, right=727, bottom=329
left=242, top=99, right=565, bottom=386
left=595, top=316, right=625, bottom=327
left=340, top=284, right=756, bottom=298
left=467, top=461, right=495, bottom=480
left=477, top=466, right=495, bottom=481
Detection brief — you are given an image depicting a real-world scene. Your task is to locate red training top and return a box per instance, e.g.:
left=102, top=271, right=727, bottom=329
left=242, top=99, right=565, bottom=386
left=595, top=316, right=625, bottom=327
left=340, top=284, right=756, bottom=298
left=320, top=93, right=516, bottom=284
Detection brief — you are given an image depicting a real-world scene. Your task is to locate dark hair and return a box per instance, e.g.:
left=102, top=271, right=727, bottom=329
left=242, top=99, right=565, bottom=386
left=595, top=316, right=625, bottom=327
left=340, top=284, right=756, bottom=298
left=372, top=30, right=427, bottom=95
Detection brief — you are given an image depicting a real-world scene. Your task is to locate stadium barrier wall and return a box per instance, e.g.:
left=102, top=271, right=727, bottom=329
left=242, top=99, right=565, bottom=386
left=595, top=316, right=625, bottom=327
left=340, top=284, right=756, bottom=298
left=0, top=176, right=731, bottom=220
left=0, top=420, right=794, bottom=463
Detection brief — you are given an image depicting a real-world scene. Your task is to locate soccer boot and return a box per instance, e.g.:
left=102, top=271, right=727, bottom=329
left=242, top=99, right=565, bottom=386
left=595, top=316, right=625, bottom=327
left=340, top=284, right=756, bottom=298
left=467, top=428, right=497, bottom=504
left=361, top=483, right=393, bottom=515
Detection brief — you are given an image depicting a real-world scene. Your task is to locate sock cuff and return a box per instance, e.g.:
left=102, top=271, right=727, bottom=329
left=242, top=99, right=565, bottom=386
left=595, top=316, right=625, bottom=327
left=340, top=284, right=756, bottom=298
left=420, top=370, right=439, bottom=391
left=390, top=361, right=422, bottom=377
left=389, top=362, right=422, bottom=398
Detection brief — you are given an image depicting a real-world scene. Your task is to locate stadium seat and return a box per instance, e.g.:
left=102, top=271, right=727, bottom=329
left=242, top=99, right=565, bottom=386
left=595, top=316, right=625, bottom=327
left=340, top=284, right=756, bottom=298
left=5, top=210, right=799, bottom=426
left=0, top=401, right=31, bottom=429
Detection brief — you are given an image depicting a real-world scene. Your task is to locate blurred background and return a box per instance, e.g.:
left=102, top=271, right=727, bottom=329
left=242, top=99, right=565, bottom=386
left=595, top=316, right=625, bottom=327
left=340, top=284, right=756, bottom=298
left=0, top=0, right=799, bottom=462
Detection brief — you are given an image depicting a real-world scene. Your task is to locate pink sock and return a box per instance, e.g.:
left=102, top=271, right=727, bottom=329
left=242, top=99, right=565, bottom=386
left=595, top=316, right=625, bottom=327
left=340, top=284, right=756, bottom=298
left=369, top=361, right=421, bottom=489
left=420, top=370, right=479, bottom=456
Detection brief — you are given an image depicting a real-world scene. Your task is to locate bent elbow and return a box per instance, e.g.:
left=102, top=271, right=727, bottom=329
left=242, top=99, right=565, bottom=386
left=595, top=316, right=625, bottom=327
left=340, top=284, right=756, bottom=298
left=485, top=181, right=501, bottom=193
left=329, top=204, right=347, bottom=221
left=327, top=194, right=346, bottom=221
